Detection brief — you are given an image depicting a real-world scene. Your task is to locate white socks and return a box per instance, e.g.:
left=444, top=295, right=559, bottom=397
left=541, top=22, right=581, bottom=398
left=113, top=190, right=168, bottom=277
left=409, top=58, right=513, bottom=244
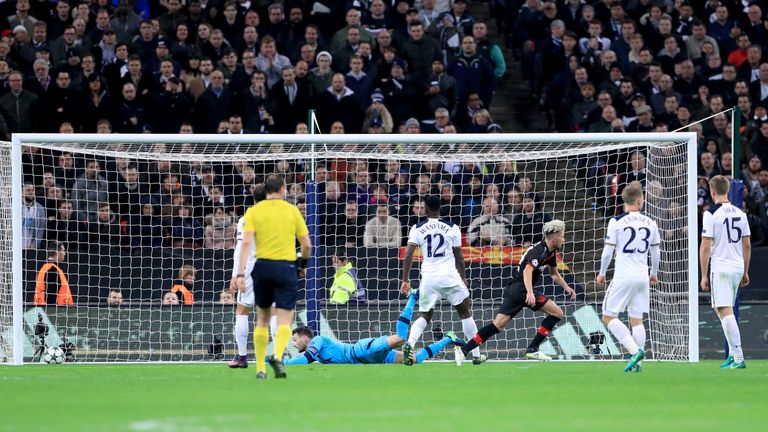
left=461, top=317, right=481, bottom=357
left=720, top=314, right=744, bottom=362
left=235, top=315, right=249, bottom=356
left=407, top=317, right=428, bottom=348
left=632, top=324, right=646, bottom=351
left=269, top=315, right=278, bottom=341
left=607, top=319, right=639, bottom=355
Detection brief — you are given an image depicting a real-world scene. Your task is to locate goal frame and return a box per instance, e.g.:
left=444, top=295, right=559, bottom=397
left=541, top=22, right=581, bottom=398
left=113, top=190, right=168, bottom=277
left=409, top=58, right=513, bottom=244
left=8, top=132, right=699, bottom=365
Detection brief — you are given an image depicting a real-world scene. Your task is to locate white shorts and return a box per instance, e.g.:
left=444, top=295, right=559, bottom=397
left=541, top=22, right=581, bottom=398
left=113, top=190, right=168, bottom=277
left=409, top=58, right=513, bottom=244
left=710, top=271, right=741, bottom=308
left=236, top=259, right=256, bottom=308
left=418, top=274, right=469, bottom=312
left=602, top=278, right=649, bottom=319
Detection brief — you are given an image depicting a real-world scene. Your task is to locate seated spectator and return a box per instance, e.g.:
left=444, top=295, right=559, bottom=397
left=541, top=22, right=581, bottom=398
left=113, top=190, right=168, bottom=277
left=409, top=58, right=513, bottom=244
left=328, top=247, right=367, bottom=305
left=47, top=199, right=85, bottom=250
left=130, top=200, right=164, bottom=253
left=348, top=169, right=373, bottom=206
left=170, top=264, right=196, bottom=305
left=503, top=187, right=523, bottom=220
left=33, top=241, right=73, bottom=306
left=468, top=197, right=513, bottom=246
left=329, top=201, right=366, bottom=248
left=218, top=289, right=235, bottom=305
left=89, top=202, right=123, bottom=248
left=22, top=182, right=46, bottom=250
left=106, top=289, right=123, bottom=306
left=439, top=184, right=462, bottom=227
left=170, top=204, right=203, bottom=249
left=162, top=290, right=180, bottom=305
left=363, top=205, right=402, bottom=248
left=203, top=205, right=236, bottom=249
left=401, top=198, right=426, bottom=240
left=698, top=151, right=721, bottom=179
left=512, top=195, right=553, bottom=246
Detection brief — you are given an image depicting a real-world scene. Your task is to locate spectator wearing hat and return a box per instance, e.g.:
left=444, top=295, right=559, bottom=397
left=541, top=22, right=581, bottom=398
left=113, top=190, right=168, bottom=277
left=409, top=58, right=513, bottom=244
left=309, top=50, right=333, bottom=96
left=425, top=59, right=458, bottom=117
left=627, top=104, right=655, bottom=132
left=447, top=35, right=495, bottom=109
left=144, top=38, right=181, bottom=76
left=403, top=117, right=421, bottom=134
left=446, top=0, right=474, bottom=36
left=382, top=58, right=415, bottom=126
left=363, top=89, right=394, bottom=132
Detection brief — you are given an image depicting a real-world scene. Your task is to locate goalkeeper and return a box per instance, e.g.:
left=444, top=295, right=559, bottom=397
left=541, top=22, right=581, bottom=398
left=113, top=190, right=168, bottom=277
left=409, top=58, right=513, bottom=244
left=286, top=292, right=463, bottom=365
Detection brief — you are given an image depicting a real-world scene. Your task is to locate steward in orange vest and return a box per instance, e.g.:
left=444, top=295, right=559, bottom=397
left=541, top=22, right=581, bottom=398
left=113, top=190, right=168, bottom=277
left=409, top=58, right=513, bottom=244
left=34, top=242, right=73, bottom=306
left=170, top=264, right=196, bottom=305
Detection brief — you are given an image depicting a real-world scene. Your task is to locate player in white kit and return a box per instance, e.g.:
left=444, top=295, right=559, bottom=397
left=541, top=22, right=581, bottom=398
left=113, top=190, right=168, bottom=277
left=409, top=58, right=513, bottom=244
left=700, top=176, right=750, bottom=369
left=400, top=196, right=485, bottom=365
left=596, top=181, right=660, bottom=372
left=228, top=185, right=278, bottom=368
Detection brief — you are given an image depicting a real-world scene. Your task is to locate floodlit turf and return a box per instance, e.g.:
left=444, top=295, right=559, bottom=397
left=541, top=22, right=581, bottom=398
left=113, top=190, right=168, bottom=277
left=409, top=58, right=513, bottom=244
left=1, top=361, right=766, bottom=432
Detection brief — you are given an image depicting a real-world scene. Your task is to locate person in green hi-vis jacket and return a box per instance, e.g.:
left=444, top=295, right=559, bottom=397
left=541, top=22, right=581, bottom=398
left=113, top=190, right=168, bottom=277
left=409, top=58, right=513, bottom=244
left=329, top=247, right=367, bottom=305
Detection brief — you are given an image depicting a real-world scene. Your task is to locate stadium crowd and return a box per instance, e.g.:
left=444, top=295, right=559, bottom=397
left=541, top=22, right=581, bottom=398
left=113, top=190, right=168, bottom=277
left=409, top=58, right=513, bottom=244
left=14, top=0, right=768, bottom=290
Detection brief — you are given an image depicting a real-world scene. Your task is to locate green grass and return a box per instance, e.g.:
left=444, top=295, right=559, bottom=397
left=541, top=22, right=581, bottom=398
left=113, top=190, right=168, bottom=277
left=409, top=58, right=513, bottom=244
left=1, top=361, right=767, bottom=432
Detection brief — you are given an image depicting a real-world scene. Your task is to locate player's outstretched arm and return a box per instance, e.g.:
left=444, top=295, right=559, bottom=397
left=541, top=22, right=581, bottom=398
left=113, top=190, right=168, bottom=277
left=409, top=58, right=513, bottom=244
left=285, top=354, right=313, bottom=365
left=742, top=236, right=751, bottom=287
left=400, top=243, right=417, bottom=295
left=550, top=265, right=576, bottom=300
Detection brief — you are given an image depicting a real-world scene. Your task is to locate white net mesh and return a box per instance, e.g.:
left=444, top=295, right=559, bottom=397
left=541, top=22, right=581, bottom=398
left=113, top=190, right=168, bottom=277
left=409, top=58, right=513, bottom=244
left=3, top=135, right=694, bottom=362
left=0, top=143, right=13, bottom=363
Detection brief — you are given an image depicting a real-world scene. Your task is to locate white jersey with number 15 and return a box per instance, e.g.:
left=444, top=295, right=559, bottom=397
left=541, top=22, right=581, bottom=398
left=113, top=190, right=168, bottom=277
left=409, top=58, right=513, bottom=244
left=702, top=203, right=750, bottom=273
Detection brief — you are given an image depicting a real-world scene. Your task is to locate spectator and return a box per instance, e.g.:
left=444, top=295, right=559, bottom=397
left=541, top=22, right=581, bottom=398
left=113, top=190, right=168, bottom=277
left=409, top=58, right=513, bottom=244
left=71, top=159, right=109, bottom=223
left=162, top=290, right=180, bottom=305
left=218, top=289, right=235, bottom=305
left=88, top=202, right=123, bottom=248
left=193, top=70, right=235, bottom=133
left=332, top=201, right=366, bottom=248
left=439, top=183, right=462, bottom=227
left=170, top=205, right=203, bottom=249
left=328, top=247, right=367, bottom=305
left=504, top=187, right=523, bottom=220
left=170, top=264, right=196, bottom=305
left=272, top=65, right=312, bottom=133
left=0, top=71, right=38, bottom=133
left=106, top=289, right=123, bottom=306
left=749, top=63, right=768, bottom=109
left=511, top=195, right=552, bottom=246
left=130, top=199, right=164, bottom=252
left=204, top=206, right=236, bottom=249
left=698, top=151, right=721, bottom=179
left=316, top=73, right=362, bottom=133
left=33, top=241, right=73, bottom=306
left=447, top=35, right=495, bottom=108
left=468, top=197, right=512, bottom=246
left=255, top=36, right=292, bottom=89
left=363, top=204, right=402, bottom=248
left=22, top=183, right=46, bottom=249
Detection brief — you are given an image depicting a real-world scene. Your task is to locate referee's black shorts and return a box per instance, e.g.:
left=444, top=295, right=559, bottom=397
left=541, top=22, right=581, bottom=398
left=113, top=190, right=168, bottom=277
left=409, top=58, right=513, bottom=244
left=497, top=281, right=550, bottom=317
left=251, top=259, right=299, bottom=309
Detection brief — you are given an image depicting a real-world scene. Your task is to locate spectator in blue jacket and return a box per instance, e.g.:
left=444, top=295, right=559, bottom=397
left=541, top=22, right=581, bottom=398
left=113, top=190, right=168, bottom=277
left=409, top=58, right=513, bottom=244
left=447, top=35, right=496, bottom=109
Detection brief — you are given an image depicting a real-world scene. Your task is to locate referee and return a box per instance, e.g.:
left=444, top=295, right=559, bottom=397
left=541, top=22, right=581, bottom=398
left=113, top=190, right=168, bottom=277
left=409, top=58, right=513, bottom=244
left=237, top=175, right=311, bottom=379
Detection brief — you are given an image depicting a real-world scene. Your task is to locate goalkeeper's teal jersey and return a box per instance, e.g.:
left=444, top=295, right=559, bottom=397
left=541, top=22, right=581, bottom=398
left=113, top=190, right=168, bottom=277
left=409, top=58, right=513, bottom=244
left=295, top=336, right=393, bottom=364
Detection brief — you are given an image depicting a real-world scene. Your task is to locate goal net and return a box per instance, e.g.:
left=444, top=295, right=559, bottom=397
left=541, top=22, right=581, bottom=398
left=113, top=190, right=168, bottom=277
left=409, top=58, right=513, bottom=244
left=1, top=133, right=698, bottom=364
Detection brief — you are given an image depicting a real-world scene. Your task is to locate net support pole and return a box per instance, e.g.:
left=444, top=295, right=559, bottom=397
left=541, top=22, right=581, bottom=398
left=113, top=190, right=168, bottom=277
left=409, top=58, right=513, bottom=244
left=729, top=107, right=744, bottom=208
left=10, top=136, right=23, bottom=365
left=305, top=109, right=321, bottom=332
left=686, top=134, right=699, bottom=363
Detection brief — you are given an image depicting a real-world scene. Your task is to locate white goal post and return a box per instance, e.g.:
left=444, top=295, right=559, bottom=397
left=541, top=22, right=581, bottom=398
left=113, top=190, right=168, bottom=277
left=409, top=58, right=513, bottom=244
left=2, top=132, right=699, bottom=365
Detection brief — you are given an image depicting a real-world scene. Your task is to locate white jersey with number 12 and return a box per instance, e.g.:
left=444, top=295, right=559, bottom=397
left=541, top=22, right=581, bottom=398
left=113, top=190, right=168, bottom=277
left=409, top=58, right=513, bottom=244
left=407, top=218, right=462, bottom=277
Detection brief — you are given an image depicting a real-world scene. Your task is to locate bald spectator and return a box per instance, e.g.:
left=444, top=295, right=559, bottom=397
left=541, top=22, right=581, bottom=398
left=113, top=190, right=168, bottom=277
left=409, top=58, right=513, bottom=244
left=0, top=71, right=38, bottom=133
left=316, top=73, right=362, bottom=133
left=193, top=70, right=235, bottom=133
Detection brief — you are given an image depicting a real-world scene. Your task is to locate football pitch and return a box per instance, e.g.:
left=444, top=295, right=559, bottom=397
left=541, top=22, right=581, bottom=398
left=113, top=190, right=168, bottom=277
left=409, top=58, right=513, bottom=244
left=1, top=361, right=766, bottom=432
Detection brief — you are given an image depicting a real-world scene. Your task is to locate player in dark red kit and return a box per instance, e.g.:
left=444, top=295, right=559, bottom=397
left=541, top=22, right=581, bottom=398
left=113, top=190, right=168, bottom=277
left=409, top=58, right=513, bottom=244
left=456, top=220, right=576, bottom=363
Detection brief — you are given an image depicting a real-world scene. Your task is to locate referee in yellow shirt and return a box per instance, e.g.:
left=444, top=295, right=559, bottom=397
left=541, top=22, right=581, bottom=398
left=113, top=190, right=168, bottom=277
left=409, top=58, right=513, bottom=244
left=237, top=175, right=311, bottom=379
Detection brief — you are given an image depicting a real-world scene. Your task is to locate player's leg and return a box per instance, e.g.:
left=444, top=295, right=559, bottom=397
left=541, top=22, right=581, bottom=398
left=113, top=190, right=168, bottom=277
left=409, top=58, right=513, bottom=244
left=398, top=291, right=419, bottom=365
left=414, top=331, right=464, bottom=363
left=251, top=262, right=273, bottom=379
left=459, top=283, right=525, bottom=360
left=713, top=272, right=744, bottom=368
left=407, top=285, right=438, bottom=350
left=229, top=304, right=252, bottom=368
left=627, top=282, right=649, bottom=370
left=453, top=293, right=485, bottom=364
left=602, top=280, right=644, bottom=371
left=231, top=273, right=256, bottom=368
left=525, top=296, right=562, bottom=361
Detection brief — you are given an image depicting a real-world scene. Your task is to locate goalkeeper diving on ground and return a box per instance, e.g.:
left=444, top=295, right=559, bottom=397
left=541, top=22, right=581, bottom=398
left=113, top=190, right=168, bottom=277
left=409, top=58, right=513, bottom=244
left=285, top=291, right=464, bottom=365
